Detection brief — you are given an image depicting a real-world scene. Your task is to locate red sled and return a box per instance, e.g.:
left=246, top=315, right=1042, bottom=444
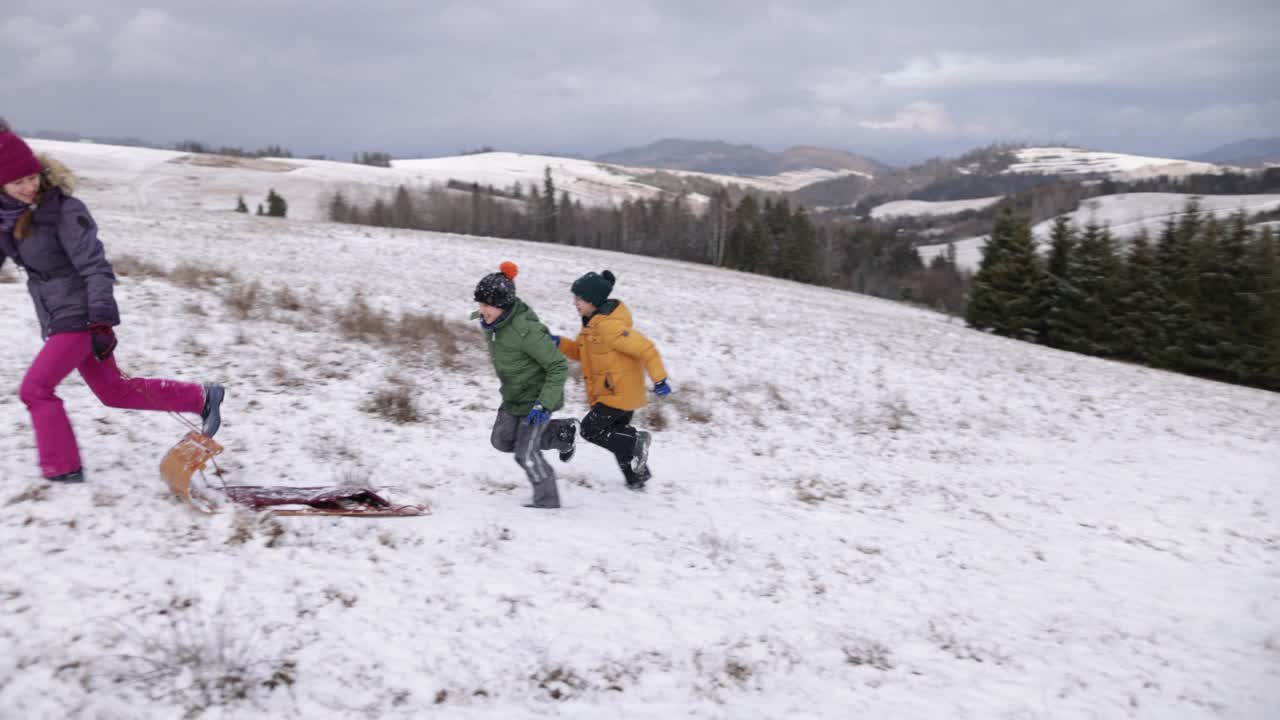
left=159, top=431, right=429, bottom=517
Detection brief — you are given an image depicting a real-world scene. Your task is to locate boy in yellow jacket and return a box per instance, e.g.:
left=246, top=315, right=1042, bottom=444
left=550, top=270, right=670, bottom=490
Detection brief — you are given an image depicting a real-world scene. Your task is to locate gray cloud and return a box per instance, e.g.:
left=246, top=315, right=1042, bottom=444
left=2, top=0, right=1277, bottom=165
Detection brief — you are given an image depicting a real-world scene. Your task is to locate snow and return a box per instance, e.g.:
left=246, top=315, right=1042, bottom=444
left=2, top=152, right=1279, bottom=719
left=918, top=192, right=1280, bottom=271
left=871, top=196, right=1003, bottom=219
left=1006, top=147, right=1232, bottom=180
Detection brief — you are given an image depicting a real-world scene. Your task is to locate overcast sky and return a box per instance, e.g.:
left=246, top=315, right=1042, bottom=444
left=3, top=0, right=1277, bottom=165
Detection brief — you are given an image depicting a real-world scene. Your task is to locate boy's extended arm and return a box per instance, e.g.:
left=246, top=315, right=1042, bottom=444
left=606, top=324, right=667, bottom=384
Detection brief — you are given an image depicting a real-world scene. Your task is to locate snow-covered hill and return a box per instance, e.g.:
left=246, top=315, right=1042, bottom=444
left=1, top=155, right=1278, bottom=719
left=1005, top=147, right=1234, bottom=179
left=26, top=140, right=851, bottom=224
left=870, top=196, right=1003, bottom=219
left=918, top=192, right=1280, bottom=271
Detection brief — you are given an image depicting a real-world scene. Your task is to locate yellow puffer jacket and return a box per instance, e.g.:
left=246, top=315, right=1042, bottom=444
left=558, top=300, right=667, bottom=411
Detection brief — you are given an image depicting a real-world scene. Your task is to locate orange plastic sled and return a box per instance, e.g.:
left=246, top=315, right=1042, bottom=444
left=159, top=431, right=224, bottom=513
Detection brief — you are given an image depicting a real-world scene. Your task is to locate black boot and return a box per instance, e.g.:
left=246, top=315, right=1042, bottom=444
left=48, top=469, right=85, bottom=483
left=629, top=430, right=652, bottom=474
left=558, top=419, right=579, bottom=463
left=201, top=384, right=225, bottom=438
left=622, top=462, right=650, bottom=491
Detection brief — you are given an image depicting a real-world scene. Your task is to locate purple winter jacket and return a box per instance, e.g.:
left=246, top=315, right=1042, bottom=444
left=0, top=164, right=119, bottom=339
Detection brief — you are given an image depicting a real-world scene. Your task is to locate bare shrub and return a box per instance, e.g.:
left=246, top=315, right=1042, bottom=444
left=272, top=286, right=302, bottom=312
left=182, top=302, right=207, bottom=316
left=269, top=364, right=305, bottom=389
left=111, top=254, right=167, bottom=279
left=226, top=510, right=286, bottom=547
left=531, top=666, right=586, bottom=701
left=363, top=375, right=422, bottom=424
left=793, top=476, right=848, bottom=505
left=882, top=398, right=915, bottom=432
left=170, top=262, right=233, bottom=290
left=666, top=390, right=711, bottom=424
left=337, top=291, right=391, bottom=342
left=638, top=403, right=669, bottom=431
left=477, top=477, right=519, bottom=495
left=398, top=311, right=466, bottom=367
left=103, top=597, right=295, bottom=715
left=843, top=639, right=894, bottom=670
left=7, top=483, right=50, bottom=506
left=766, top=383, right=790, bottom=411
left=225, top=281, right=262, bottom=320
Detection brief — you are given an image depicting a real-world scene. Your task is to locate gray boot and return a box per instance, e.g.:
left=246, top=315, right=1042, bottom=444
left=201, top=384, right=225, bottom=438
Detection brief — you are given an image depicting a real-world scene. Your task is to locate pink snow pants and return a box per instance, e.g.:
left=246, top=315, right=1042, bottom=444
left=18, top=331, right=204, bottom=478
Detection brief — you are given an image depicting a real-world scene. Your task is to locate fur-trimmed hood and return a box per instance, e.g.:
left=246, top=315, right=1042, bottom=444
left=38, top=153, right=75, bottom=196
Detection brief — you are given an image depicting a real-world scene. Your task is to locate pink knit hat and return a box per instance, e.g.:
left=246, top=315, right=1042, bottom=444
left=0, top=119, right=41, bottom=187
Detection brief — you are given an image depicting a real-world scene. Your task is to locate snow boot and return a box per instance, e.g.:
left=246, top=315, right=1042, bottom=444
left=201, top=384, right=225, bottom=438
left=629, top=430, right=652, bottom=474
left=48, top=469, right=85, bottom=483
left=624, top=462, right=650, bottom=491
left=558, top=419, right=579, bottom=463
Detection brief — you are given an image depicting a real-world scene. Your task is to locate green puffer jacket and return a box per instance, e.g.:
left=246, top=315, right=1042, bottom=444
left=475, top=298, right=567, bottom=416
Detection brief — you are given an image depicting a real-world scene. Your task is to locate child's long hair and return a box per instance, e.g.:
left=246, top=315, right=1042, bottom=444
left=11, top=167, right=49, bottom=241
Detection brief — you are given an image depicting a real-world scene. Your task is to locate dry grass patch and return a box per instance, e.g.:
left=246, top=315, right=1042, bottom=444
left=111, top=253, right=168, bottom=279
left=793, top=476, right=848, bottom=505
left=170, top=262, right=233, bottom=290
left=337, top=290, right=473, bottom=368
left=224, top=280, right=262, bottom=320
left=337, top=292, right=391, bottom=341
left=362, top=374, right=423, bottom=424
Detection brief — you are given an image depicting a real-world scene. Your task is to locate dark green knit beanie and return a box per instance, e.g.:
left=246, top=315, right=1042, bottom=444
left=571, top=270, right=615, bottom=307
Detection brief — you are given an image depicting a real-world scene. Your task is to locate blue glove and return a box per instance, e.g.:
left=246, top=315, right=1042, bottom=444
left=525, top=402, right=550, bottom=425
left=653, top=379, right=672, bottom=396
left=548, top=333, right=560, bottom=346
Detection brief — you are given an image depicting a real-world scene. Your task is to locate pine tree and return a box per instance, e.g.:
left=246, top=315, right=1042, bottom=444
left=265, top=189, right=288, bottom=218
left=527, top=184, right=543, bottom=242
left=1114, top=231, right=1161, bottom=362
left=1039, top=216, right=1075, bottom=349
left=1244, top=226, right=1280, bottom=389
left=1149, top=214, right=1198, bottom=368
left=1183, top=213, right=1251, bottom=380
left=965, top=209, right=1042, bottom=338
left=724, top=196, right=764, bottom=273
left=786, top=205, right=819, bottom=283
left=541, top=167, right=558, bottom=243
left=1052, top=222, right=1122, bottom=355
left=328, top=192, right=349, bottom=223
left=235, top=195, right=248, bottom=213
left=558, top=190, right=576, bottom=246
left=391, top=186, right=413, bottom=229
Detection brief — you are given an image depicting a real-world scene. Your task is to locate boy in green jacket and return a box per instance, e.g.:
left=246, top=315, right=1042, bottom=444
left=472, top=262, right=576, bottom=509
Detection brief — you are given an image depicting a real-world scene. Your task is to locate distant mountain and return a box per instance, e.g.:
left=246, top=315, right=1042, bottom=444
left=596, top=138, right=887, bottom=177
left=793, top=144, right=1248, bottom=211
left=1187, top=138, right=1280, bottom=167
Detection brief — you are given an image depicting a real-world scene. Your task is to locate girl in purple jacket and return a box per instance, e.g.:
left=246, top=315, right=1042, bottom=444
left=0, top=120, right=224, bottom=482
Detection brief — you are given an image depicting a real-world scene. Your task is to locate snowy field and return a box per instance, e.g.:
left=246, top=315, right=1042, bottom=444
left=1, top=151, right=1278, bottom=719
left=918, top=192, right=1280, bottom=271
